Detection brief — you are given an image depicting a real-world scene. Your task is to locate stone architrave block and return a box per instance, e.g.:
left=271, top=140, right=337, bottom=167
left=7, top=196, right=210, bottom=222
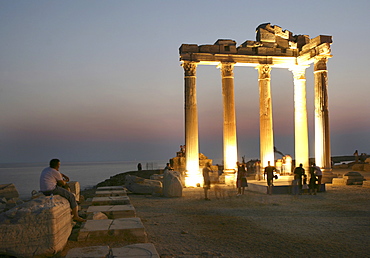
left=332, top=178, right=346, bottom=186
left=125, top=175, right=162, bottom=195
left=163, top=171, right=183, bottom=197
left=111, top=243, right=160, bottom=258
left=96, top=186, right=125, bottom=191
left=65, top=245, right=110, bottom=258
left=0, top=195, right=73, bottom=257
left=0, top=183, right=19, bottom=200
left=87, top=205, right=136, bottom=219
left=78, top=218, right=147, bottom=243
left=67, top=181, right=80, bottom=202
left=95, top=189, right=127, bottom=197
left=362, top=181, right=370, bottom=188
left=92, top=196, right=130, bottom=206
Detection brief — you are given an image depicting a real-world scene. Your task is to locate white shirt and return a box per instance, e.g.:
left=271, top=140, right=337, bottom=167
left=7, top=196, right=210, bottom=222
left=314, top=166, right=322, bottom=176
left=40, top=167, right=63, bottom=192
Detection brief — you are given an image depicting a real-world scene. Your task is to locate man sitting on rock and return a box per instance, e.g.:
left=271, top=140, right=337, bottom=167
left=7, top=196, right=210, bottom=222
left=40, top=159, right=86, bottom=222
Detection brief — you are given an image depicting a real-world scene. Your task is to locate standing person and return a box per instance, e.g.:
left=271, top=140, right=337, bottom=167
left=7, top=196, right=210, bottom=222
left=236, top=162, right=248, bottom=195
left=202, top=162, right=212, bottom=200
left=40, top=159, right=86, bottom=222
left=309, top=166, right=317, bottom=195
left=264, top=161, right=276, bottom=195
left=137, top=163, right=142, bottom=171
left=293, top=163, right=305, bottom=194
left=353, top=150, right=359, bottom=163
left=312, top=163, right=322, bottom=192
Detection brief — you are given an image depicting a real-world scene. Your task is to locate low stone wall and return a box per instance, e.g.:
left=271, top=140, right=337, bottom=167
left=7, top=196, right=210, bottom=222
left=0, top=195, right=73, bottom=257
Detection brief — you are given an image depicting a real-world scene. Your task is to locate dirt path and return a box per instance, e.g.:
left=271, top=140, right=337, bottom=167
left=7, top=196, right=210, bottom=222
left=129, top=185, right=370, bottom=257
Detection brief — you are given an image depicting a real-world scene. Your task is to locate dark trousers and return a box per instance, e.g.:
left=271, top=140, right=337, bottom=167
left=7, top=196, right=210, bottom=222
left=42, top=186, right=77, bottom=209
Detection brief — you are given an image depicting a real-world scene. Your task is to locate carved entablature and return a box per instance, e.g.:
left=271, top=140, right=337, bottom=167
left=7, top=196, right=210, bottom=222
left=179, top=23, right=332, bottom=68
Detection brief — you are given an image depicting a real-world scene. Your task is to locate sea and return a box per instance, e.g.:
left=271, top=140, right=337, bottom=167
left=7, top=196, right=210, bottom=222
left=0, top=160, right=167, bottom=199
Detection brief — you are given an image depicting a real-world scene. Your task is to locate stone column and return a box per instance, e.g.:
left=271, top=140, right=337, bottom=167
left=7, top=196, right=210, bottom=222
left=290, top=66, right=309, bottom=170
left=219, top=62, right=238, bottom=185
left=182, top=61, right=202, bottom=187
left=314, top=56, right=331, bottom=172
left=257, top=64, right=275, bottom=169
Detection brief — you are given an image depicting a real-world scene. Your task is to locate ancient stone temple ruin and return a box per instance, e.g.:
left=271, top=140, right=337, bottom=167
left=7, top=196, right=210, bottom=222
left=179, top=23, right=333, bottom=187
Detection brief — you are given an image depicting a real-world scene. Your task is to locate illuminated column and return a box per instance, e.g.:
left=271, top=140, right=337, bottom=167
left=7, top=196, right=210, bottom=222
left=290, top=66, right=309, bottom=170
left=257, top=64, right=274, bottom=168
left=182, top=61, right=202, bottom=186
left=314, top=56, right=331, bottom=172
left=219, top=62, right=238, bottom=185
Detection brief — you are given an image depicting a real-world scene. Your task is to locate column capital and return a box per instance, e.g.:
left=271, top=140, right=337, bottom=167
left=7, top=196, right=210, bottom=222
left=256, top=64, right=271, bottom=80
left=289, top=65, right=309, bottom=80
left=181, top=61, right=198, bottom=77
left=217, top=62, right=235, bottom=78
left=314, top=56, right=329, bottom=72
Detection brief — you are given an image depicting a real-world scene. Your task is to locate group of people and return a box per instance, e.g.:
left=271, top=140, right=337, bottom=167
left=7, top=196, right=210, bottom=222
left=292, top=163, right=322, bottom=195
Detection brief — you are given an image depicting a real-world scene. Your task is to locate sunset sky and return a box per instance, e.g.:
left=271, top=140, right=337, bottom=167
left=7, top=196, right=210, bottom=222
left=1, top=0, right=369, bottom=163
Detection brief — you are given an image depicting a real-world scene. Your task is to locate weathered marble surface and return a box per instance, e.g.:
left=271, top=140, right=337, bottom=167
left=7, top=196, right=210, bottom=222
left=0, top=195, right=72, bottom=257
left=163, top=171, right=183, bottom=197
left=125, top=175, right=162, bottom=195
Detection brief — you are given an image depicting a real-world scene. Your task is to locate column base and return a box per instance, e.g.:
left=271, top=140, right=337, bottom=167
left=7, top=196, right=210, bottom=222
left=223, top=169, right=236, bottom=187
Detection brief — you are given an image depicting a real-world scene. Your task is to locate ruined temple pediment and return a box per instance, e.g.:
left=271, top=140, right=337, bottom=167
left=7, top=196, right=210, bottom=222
left=179, top=23, right=332, bottom=66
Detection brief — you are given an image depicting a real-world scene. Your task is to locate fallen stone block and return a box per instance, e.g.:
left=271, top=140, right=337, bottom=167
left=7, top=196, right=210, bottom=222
left=0, top=195, right=73, bottom=257
left=163, top=171, right=183, bottom=197
left=112, top=243, right=160, bottom=258
left=87, top=205, right=136, bottom=219
left=125, top=175, right=162, bottom=195
left=95, top=189, right=127, bottom=197
left=96, top=186, right=125, bottom=191
left=65, top=245, right=110, bottom=258
left=362, top=181, right=370, bottom=188
left=332, top=178, right=346, bottom=186
left=92, top=196, right=130, bottom=206
left=77, top=218, right=147, bottom=243
left=0, top=183, right=19, bottom=200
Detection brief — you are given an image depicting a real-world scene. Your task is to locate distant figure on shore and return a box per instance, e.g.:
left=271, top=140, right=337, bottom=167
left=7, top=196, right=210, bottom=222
left=202, top=162, right=212, bottom=200
left=236, top=162, right=248, bottom=195
left=39, top=159, right=85, bottom=222
left=264, top=161, right=276, bottom=195
left=293, top=163, right=305, bottom=194
left=312, top=163, right=322, bottom=192
left=137, top=163, right=142, bottom=171
left=354, top=150, right=359, bottom=163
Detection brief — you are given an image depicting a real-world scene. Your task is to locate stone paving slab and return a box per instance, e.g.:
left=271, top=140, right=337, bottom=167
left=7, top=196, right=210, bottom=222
left=112, top=243, right=160, bottom=258
left=65, top=245, right=110, bottom=258
left=77, top=218, right=147, bottom=242
left=91, top=196, right=130, bottom=206
left=95, top=189, right=127, bottom=197
left=87, top=204, right=136, bottom=219
left=65, top=244, right=159, bottom=258
left=96, top=186, right=125, bottom=191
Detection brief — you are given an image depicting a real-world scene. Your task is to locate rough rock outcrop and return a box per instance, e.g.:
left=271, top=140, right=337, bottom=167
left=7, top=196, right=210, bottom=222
left=0, top=195, right=73, bottom=257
